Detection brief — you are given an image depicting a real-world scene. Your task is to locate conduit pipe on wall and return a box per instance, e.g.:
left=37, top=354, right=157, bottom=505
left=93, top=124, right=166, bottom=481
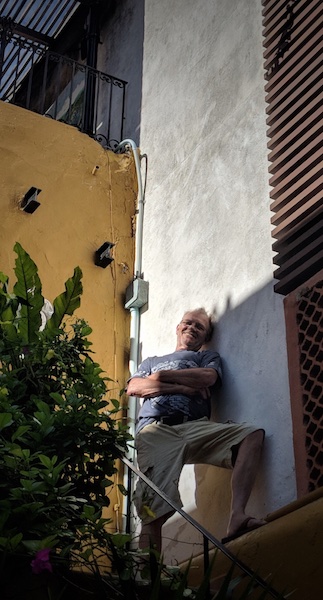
left=115, top=137, right=145, bottom=381
left=116, top=139, right=144, bottom=280
left=115, top=138, right=146, bottom=537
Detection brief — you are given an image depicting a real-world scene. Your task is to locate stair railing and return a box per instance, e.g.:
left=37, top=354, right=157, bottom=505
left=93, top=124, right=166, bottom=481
left=122, top=456, right=284, bottom=599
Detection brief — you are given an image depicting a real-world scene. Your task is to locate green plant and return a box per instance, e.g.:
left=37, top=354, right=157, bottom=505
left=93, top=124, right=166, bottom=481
left=0, top=243, right=131, bottom=569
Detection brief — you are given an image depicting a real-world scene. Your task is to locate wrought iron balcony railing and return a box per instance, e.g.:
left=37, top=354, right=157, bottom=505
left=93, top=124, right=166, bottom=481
left=0, top=24, right=127, bottom=149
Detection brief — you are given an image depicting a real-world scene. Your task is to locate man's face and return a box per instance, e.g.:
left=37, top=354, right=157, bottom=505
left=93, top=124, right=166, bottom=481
left=176, top=311, right=209, bottom=351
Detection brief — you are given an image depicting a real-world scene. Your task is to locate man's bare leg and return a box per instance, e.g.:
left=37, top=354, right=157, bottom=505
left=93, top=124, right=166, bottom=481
left=139, top=511, right=173, bottom=552
left=226, top=430, right=266, bottom=538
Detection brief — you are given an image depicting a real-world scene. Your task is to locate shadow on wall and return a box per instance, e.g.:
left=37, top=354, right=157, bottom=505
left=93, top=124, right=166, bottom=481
left=162, top=280, right=293, bottom=564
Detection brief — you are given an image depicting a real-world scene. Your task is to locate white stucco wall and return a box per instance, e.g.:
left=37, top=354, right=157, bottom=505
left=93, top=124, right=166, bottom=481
left=99, top=0, right=297, bottom=562
left=137, top=0, right=296, bottom=560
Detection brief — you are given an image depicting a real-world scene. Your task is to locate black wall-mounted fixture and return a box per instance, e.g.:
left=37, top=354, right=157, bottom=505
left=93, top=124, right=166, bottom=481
left=94, top=242, right=115, bottom=268
left=20, top=187, right=41, bottom=213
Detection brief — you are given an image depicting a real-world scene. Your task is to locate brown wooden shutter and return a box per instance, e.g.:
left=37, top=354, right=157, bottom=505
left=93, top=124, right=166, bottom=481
left=262, top=0, right=323, bottom=296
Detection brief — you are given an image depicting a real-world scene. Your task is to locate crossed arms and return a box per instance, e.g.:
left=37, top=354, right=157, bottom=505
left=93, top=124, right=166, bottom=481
left=127, top=368, right=218, bottom=400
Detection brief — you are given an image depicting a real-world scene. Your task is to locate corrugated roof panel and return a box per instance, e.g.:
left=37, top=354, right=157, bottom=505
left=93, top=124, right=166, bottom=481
left=0, top=0, right=80, bottom=39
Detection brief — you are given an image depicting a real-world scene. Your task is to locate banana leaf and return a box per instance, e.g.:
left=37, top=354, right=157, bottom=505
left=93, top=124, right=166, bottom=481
left=13, top=242, right=43, bottom=344
left=46, top=266, right=83, bottom=334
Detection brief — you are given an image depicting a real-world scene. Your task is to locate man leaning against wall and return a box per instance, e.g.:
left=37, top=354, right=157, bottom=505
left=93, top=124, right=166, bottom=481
left=127, top=308, right=266, bottom=550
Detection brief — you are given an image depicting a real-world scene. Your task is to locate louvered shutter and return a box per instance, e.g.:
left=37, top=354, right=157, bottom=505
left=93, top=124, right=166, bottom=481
left=262, top=0, right=323, bottom=296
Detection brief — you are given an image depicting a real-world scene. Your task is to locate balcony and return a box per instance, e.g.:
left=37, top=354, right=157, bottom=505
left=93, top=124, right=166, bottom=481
left=0, top=17, right=127, bottom=149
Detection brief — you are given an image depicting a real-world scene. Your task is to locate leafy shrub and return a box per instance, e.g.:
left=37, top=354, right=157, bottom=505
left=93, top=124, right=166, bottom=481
left=0, top=243, right=131, bottom=565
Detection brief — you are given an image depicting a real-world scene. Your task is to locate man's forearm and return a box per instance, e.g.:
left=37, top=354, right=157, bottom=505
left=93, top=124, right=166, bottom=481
left=127, top=377, right=197, bottom=399
left=152, top=368, right=218, bottom=388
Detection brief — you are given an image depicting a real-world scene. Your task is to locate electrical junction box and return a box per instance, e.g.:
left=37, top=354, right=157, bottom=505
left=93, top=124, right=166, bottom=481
left=125, top=279, right=149, bottom=309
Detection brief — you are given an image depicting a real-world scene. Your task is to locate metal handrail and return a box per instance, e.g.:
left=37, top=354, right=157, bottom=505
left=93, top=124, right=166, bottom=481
left=122, top=456, right=284, bottom=599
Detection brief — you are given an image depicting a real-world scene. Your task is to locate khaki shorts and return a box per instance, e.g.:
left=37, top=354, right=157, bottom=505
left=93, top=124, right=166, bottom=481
left=133, top=417, right=262, bottom=523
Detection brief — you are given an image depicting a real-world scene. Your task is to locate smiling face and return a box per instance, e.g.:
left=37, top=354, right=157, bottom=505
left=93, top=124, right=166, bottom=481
left=176, top=310, right=210, bottom=352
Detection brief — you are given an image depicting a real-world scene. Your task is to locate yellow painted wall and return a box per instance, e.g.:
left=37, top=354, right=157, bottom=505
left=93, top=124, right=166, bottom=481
left=0, top=101, right=137, bottom=529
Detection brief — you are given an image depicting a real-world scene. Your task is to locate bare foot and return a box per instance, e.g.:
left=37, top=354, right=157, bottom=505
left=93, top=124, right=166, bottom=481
left=223, top=516, right=267, bottom=543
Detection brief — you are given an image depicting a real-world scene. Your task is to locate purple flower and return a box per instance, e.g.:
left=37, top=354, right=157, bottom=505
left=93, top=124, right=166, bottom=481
left=31, top=548, right=53, bottom=575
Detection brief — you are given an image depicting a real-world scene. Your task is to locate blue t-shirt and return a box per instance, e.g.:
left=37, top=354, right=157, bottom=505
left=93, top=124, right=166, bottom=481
left=132, top=349, right=222, bottom=434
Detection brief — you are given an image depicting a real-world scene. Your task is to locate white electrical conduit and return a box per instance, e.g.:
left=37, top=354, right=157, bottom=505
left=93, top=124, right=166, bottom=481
left=114, top=139, right=146, bottom=538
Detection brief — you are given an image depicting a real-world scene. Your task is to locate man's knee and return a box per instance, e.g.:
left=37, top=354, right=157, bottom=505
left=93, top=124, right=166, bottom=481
left=232, top=429, right=264, bottom=465
left=241, top=429, right=265, bottom=453
left=250, top=429, right=265, bottom=444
